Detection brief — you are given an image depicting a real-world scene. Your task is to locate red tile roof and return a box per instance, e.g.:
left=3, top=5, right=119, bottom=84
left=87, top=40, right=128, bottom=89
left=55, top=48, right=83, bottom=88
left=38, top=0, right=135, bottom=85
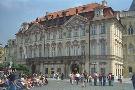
left=37, top=3, right=107, bottom=21
left=16, top=3, right=116, bottom=35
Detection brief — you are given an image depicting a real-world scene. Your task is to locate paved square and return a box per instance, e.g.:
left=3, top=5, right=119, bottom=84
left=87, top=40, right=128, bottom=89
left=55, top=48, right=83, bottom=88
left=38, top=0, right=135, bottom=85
left=32, top=79, right=133, bottom=90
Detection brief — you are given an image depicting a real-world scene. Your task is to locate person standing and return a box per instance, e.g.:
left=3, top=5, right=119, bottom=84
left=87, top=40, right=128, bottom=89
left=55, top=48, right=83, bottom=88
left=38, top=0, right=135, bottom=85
left=102, top=73, right=106, bottom=86
left=98, top=74, right=102, bottom=86
left=107, top=73, right=112, bottom=86
left=61, top=73, right=64, bottom=80
left=93, top=72, right=98, bottom=86
left=131, top=73, right=135, bottom=90
left=88, top=74, right=92, bottom=85
left=8, top=74, right=17, bottom=90
left=75, top=72, right=80, bottom=85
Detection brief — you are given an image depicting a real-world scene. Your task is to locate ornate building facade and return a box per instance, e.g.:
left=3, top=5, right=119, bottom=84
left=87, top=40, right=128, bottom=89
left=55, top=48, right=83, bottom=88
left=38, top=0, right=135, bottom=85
left=0, top=45, right=4, bottom=63
left=119, top=0, right=135, bottom=77
left=4, top=39, right=17, bottom=64
left=15, top=1, right=123, bottom=78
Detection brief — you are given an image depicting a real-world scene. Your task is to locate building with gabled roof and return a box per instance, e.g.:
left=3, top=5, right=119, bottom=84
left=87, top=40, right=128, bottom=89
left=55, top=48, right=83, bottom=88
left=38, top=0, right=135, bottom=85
left=15, top=0, right=124, bottom=78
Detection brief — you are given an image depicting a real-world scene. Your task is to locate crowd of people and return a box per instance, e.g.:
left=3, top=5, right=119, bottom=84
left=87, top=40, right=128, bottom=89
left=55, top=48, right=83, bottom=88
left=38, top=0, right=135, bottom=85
left=1, top=69, right=135, bottom=90
left=69, top=72, right=120, bottom=87
left=0, top=72, right=48, bottom=90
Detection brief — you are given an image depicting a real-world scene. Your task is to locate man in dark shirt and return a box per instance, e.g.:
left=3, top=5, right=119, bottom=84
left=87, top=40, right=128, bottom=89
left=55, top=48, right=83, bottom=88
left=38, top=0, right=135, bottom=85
left=131, top=73, right=135, bottom=90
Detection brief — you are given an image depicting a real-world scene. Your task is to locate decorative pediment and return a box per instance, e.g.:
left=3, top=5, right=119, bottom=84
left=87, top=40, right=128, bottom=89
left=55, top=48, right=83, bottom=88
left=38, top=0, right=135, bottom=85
left=64, top=14, right=88, bottom=28
left=25, top=23, right=43, bottom=33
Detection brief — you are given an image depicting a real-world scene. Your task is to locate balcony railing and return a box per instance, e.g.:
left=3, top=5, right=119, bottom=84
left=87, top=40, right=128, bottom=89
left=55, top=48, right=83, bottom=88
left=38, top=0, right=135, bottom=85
left=90, top=55, right=123, bottom=61
left=26, top=55, right=86, bottom=62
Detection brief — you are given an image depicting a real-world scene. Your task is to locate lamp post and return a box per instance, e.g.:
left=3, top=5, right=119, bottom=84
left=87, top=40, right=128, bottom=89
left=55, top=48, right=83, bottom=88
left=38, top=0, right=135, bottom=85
left=88, top=21, right=91, bottom=75
left=93, top=62, right=96, bottom=73
left=90, top=62, right=97, bottom=73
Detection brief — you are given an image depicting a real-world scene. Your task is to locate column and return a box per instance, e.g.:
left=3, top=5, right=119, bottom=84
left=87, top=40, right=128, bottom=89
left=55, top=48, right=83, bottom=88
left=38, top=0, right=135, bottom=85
left=40, top=63, right=45, bottom=74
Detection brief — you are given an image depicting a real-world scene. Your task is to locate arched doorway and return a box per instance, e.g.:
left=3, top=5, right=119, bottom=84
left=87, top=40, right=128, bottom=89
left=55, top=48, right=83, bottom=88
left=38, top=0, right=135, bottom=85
left=31, top=64, right=36, bottom=74
left=71, top=63, right=79, bottom=74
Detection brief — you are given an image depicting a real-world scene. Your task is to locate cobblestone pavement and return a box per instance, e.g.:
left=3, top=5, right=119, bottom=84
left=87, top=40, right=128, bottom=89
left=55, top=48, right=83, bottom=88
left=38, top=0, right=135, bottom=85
left=32, top=79, right=133, bottom=90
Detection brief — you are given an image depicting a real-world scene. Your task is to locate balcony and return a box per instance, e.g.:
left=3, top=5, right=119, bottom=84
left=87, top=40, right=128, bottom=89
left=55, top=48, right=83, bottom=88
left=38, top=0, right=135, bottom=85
left=26, top=55, right=86, bottom=62
left=90, top=55, right=123, bottom=61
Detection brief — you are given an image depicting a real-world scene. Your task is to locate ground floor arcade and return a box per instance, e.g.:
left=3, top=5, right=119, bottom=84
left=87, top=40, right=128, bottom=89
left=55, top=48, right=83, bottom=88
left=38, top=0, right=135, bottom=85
left=25, top=55, right=123, bottom=79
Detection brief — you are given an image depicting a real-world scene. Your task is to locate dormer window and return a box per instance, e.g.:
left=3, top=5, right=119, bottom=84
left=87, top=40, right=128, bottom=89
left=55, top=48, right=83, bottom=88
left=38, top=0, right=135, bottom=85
left=94, top=9, right=103, bottom=17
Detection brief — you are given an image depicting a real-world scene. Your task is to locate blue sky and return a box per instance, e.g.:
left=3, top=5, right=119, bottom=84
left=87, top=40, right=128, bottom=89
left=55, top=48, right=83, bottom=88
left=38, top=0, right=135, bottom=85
left=0, top=0, right=132, bottom=46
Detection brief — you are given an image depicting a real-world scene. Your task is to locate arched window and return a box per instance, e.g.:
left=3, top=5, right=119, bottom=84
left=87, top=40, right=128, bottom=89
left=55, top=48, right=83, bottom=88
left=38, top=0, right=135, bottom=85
left=46, top=43, right=50, bottom=57
left=57, top=42, right=62, bottom=56
left=128, top=26, right=134, bottom=35
left=66, top=41, right=71, bottom=56
left=51, top=42, right=56, bottom=57
left=20, top=47, right=23, bottom=59
left=52, top=47, right=56, bottom=57
left=80, top=40, right=86, bottom=55
left=128, top=43, right=134, bottom=54
left=73, top=40, right=79, bottom=56
left=35, top=34, right=38, bottom=42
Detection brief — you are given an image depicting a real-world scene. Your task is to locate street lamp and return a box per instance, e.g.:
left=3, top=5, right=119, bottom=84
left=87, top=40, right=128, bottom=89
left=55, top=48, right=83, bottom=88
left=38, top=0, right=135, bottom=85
left=88, top=21, right=91, bottom=75
left=93, top=62, right=96, bottom=73
left=90, top=62, right=97, bottom=73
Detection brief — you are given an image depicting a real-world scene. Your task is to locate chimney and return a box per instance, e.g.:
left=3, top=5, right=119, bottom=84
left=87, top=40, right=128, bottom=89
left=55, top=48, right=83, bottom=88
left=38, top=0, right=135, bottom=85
left=102, top=0, right=107, bottom=6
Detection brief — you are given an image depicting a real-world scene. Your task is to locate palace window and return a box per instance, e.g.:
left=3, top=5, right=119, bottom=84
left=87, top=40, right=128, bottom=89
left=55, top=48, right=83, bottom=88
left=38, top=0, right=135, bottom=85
left=67, top=46, right=71, bottom=56
left=58, top=30, right=63, bottom=39
left=91, top=25, right=96, bottom=35
left=44, top=45, right=46, bottom=57
left=100, top=23, right=106, bottom=34
left=52, top=47, right=56, bottom=57
left=34, top=47, right=36, bottom=57
left=91, top=41, right=97, bottom=55
left=52, top=32, right=56, bottom=40
left=39, top=33, right=44, bottom=41
left=29, top=46, right=32, bottom=58
left=45, top=68, right=48, bottom=74
left=39, top=45, right=42, bottom=57
left=67, top=30, right=72, bottom=38
left=81, top=45, right=85, bottom=55
left=47, top=47, right=50, bottom=57
left=79, top=24, right=85, bottom=36
left=74, top=30, right=79, bottom=37
left=100, top=39, right=106, bottom=55
left=129, top=67, right=132, bottom=73
left=128, top=43, right=134, bottom=54
left=20, top=47, right=23, bottom=59
left=57, top=47, right=62, bottom=56
left=47, top=32, right=50, bottom=40
left=35, top=34, right=38, bottom=42
left=128, top=27, right=134, bottom=35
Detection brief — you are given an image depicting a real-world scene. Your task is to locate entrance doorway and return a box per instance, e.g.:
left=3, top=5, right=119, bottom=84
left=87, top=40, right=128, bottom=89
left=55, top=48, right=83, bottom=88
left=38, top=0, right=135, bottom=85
left=71, top=63, right=79, bottom=74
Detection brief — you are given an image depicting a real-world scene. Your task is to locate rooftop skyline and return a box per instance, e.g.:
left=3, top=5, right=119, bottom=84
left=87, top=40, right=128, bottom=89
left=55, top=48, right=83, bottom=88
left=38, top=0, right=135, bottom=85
left=0, top=0, right=132, bottom=46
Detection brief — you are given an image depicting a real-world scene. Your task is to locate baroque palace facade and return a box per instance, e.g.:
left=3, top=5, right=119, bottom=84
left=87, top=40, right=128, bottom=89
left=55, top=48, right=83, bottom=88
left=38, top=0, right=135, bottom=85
left=6, top=0, right=135, bottom=78
left=14, top=0, right=124, bottom=78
